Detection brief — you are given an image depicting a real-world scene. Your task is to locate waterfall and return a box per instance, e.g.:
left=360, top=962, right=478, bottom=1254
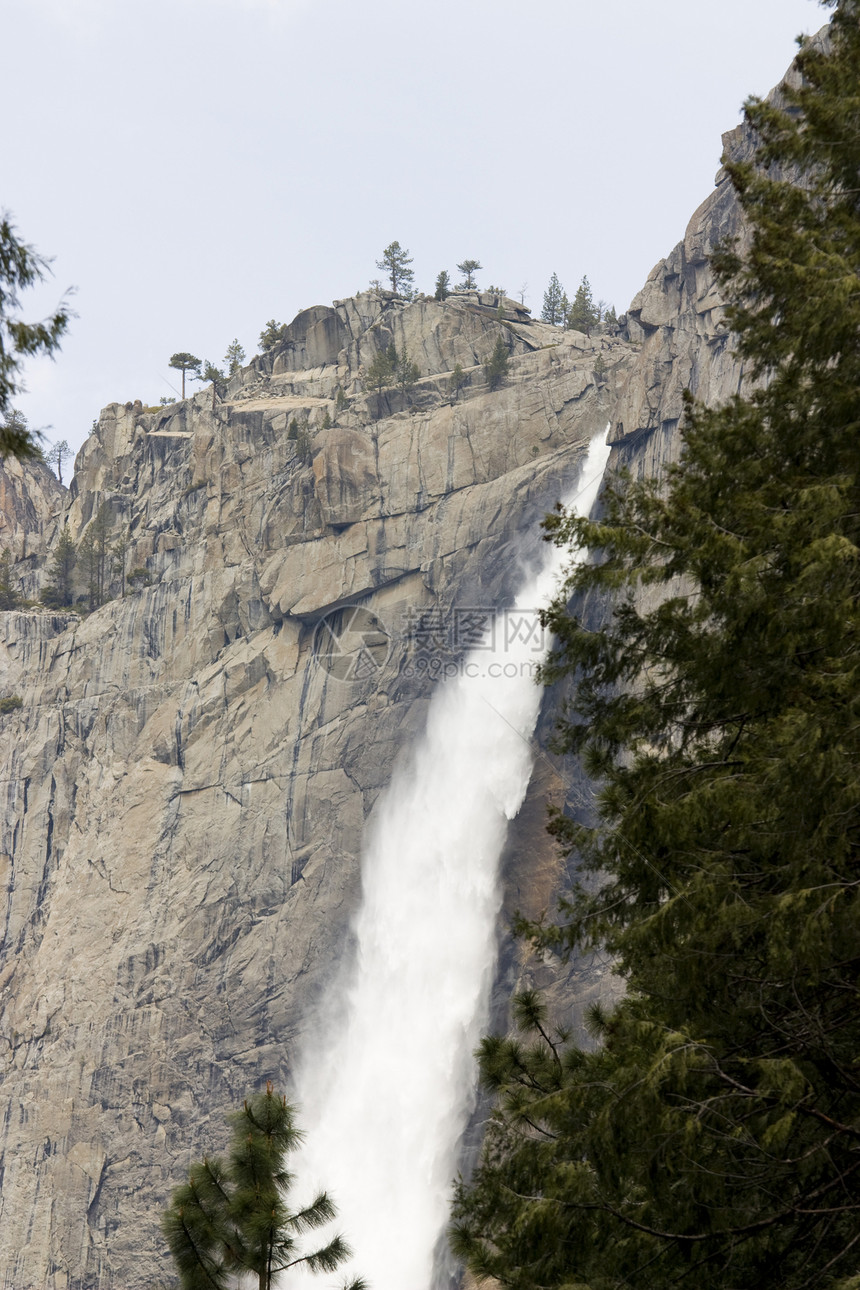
left=290, top=430, right=611, bottom=1290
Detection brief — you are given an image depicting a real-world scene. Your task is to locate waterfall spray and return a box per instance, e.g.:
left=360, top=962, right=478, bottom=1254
left=291, top=431, right=612, bottom=1290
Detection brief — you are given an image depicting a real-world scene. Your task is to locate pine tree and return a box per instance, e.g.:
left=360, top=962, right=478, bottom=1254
left=394, top=345, right=420, bottom=399
left=77, top=502, right=112, bottom=610
left=196, top=361, right=227, bottom=410
left=452, top=7, right=860, bottom=1288
left=376, top=241, right=414, bottom=295
left=566, top=275, right=597, bottom=333
left=456, top=259, right=482, bottom=290
left=484, top=335, right=509, bottom=391
left=168, top=352, right=202, bottom=399
left=40, top=524, right=76, bottom=607
left=365, top=346, right=395, bottom=394
left=540, top=272, right=565, bottom=325
left=434, top=269, right=451, bottom=301
left=0, top=549, right=20, bottom=610
left=223, top=339, right=245, bottom=375
left=163, top=1084, right=365, bottom=1290
left=111, top=528, right=129, bottom=598
left=259, top=320, right=288, bottom=350
left=449, top=362, right=468, bottom=401
left=44, top=438, right=71, bottom=484
left=0, top=215, right=71, bottom=457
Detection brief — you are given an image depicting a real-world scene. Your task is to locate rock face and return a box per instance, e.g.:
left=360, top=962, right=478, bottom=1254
left=0, top=456, right=66, bottom=600
left=0, top=292, right=631, bottom=1289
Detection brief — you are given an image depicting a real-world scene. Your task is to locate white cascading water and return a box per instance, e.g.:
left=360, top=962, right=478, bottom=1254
left=289, top=430, right=611, bottom=1290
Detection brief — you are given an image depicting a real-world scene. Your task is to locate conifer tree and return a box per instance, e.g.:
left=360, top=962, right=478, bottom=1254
left=195, top=361, right=227, bottom=411
left=0, top=215, right=71, bottom=458
left=0, top=549, right=19, bottom=610
left=365, top=347, right=394, bottom=394
left=484, top=335, right=509, bottom=390
left=565, top=274, right=597, bottom=333
left=77, top=502, right=112, bottom=610
left=394, top=345, right=420, bottom=399
left=163, top=1084, right=364, bottom=1290
left=434, top=269, right=451, bottom=301
left=540, top=272, right=565, bottom=325
left=44, top=438, right=71, bottom=484
left=456, top=259, right=482, bottom=290
left=223, top=339, right=245, bottom=375
left=259, top=320, right=288, bottom=350
left=168, top=352, right=201, bottom=398
left=449, top=362, right=468, bottom=401
left=40, top=524, right=76, bottom=607
left=452, top=7, right=860, bottom=1288
left=376, top=241, right=414, bottom=295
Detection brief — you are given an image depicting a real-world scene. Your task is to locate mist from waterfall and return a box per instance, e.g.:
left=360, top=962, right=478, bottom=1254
left=289, top=431, right=611, bottom=1290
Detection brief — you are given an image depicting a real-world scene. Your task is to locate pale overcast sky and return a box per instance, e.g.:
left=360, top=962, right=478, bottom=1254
left=5, top=0, right=823, bottom=455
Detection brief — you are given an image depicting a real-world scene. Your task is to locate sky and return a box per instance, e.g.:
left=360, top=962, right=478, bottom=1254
left=5, top=0, right=824, bottom=456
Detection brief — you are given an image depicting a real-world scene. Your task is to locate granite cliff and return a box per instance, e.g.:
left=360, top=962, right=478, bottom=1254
left=0, top=58, right=789, bottom=1283
left=0, top=289, right=630, bottom=1287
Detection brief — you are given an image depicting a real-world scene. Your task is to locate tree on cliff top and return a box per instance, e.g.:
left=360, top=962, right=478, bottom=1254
left=376, top=241, right=414, bottom=295
left=163, top=1083, right=365, bottom=1290
left=44, top=438, right=71, bottom=484
left=457, top=258, right=482, bottom=290
left=452, top=6, right=860, bottom=1288
left=565, top=274, right=597, bottom=333
left=541, top=272, right=566, bottom=325
left=168, top=352, right=201, bottom=399
left=0, top=214, right=72, bottom=460
left=259, top=319, right=288, bottom=350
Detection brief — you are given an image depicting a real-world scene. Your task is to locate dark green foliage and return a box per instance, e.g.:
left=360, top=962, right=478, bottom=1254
left=259, top=320, right=288, bottom=351
left=321, top=408, right=333, bottom=430
left=449, top=362, right=468, bottom=401
left=335, top=386, right=348, bottom=412
left=0, top=549, right=20, bottom=610
left=365, top=347, right=394, bottom=394
left=224, top=339, right=245, bottom=376
left=195, top=361, right=227, bottom=411
left=40, top=524, right=76, bottom=608
left=604, top=304, right=618, bottom=327
left=1, top=407, right=40, bottom=463
left=0, top=215, right=71, bottom=457
left=287, top=418, right=299, bottom=440
left=162, top=1084, right=364, bottom=1290
left=376, top=241, right=414, bottom=295
left=394, top=344, right=420, bottom=399
left=434, top=270, right=451, bottom=301
left=566, top=274, right=597, bottom=333
left=484, top=336, right=509, bottom=391
left=452, top=7, right=860, bottom=1289
left=168, top=352, right=202, bottom=399
left=592, top=352, right=607, bottom=383
left=293, top=425, right=313, bottom=461
left=0, top=695, right=22, bottom=713
left=541, top=272, right=566, bottom=325
left=457, top=259, right=482, bottom=290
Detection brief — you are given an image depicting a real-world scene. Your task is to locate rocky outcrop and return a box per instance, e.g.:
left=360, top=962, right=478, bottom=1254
left=0, top=292, right=632, bottom=1289
left=0, top=456, right=66, bottom=600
